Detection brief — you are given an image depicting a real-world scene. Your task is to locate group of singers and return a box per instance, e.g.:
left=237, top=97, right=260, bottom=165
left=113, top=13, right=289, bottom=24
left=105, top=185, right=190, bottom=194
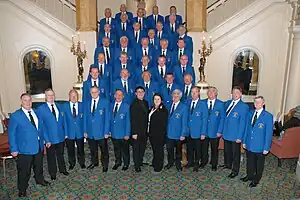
left=8, top=4, right=274, bottom=198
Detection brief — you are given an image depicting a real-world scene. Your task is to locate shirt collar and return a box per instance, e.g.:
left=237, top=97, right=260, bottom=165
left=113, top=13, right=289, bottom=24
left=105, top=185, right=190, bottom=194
left=70, top=101, right=78, bottom=106
left=167, top=83, right=173, bottom=87
left=144, top=81, right=150, bottom=85
left=22, top=107, right=33, bottom=114
left=158, top=65, right=166, bottom=68
left=180, top=34, right=185, bottom=38
left=255, top=108, right=264, bottom=116
left=121, top=78, right=128, bottom=82
left=46, top=102, right=55, bottom=107
left=91, top=78, right=98, bottom=82
left=179, top=48, right=184, bottom=51
left=115, top=101, right=122, bottom=105
left=233, top=98, right=241, bottom=104
left=142, top=65, right=148, bottom=69
left=185, top=84, right=192, bottom=88
left=92, top=96, right=100, bottom=102
left=173, top=101, right=180, bottom=107
left=192, top=98, right=199, bottom=104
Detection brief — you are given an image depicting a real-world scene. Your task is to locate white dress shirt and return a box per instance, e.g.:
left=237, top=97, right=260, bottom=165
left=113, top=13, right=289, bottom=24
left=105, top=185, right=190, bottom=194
left=226, top=98, right=241, bottom=114
left=121, top=22, right=127, bottom=30
left=184, top=84, right=192, bottom=95
left=121, top=47, right=127, bottom=53
left=207, top=98, right=216, bottom=110
left=113, top=101, right=122, bottom=112
left=106, top=17, right=111, bottom=24
left=150, top=38, right=155, bottom=45
left=161, top=49, right=167, bottom=56
left=158, top=65, right=166, bottom=77
left=190, top=98, right=199, bottom=110
left=171, top=101, right=180, bottom=111
left=121, top=63, right=127, bottom=69
left=91, top=78, right=99, bottom=87
left=122, top=79, right=128, bottom=91
left=148, top=107, right=157, bottom=132
left=179, top=34, right=185, bottom=39
left=157, top=31, right=162, bottom=39
left=181, top=65, right=187, bottom=73
left=104, top=46, right=110, bottom=62
left=144, top=81, right=150, bottom=88
left=167, top=83, right=173, bottom=90
left=91, top=97, right=99, bottom=112
left=252, top=108, right=263, bottom=124
left=70, top=101, right=78, bottom=115
left=178, top=48, right=185, bottom=58
left=138, top=17, right=143, bottom=26
left=105, top=32, right=110, bottom=38
left=47, top=102, right=59, bottom=121
left=142, top=65, right=148, bottom=71
left=98, top=63, right=105, bottom=75
left=22, top=107, right=39, bottom=130
left=142, top=47, right=149, bottom=55
left=135, top=30, right=140, bottom=41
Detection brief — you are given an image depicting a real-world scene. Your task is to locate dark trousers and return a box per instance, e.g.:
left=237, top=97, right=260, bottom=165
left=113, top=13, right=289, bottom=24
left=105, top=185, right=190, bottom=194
left=17, top=150, right=44, bottom=192
left=187, top=137, right=201, bottom=167
left=202, top=137, right=220, bottom=168
left=65, top=138, right=85, bottom=167
left=166, top=139, right=182, bottom=168
left=112, top=138, right=130, bottom=166
left=132, top=135, right=148, bottom=168
left=88, top=138, right=109, bottom=169
left=149, top=135, right=165, bottom=172
left=246, top=151, right=265, bottom=183
left=46, top=142, right=67, bottom=177
left=224, top=139, right=241, bottom=174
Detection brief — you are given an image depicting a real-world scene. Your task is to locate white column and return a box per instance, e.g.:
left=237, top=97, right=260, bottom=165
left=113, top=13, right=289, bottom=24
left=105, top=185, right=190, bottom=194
left=285, top=26, right=300, bottom=112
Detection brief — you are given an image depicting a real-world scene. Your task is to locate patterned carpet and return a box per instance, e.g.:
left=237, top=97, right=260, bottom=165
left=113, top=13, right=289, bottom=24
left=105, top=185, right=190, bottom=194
left=0, top=140, right=299, bottom=200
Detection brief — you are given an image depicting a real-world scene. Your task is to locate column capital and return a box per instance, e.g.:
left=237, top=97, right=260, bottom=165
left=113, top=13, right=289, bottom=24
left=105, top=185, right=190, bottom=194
left=186, top=0, right=207, bottom=32
left=76, top=0, right=97, bottom=32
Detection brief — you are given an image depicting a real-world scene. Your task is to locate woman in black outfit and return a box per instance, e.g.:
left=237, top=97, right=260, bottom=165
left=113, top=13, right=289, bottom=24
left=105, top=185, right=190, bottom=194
left=148, top=93, right=169, bottom=172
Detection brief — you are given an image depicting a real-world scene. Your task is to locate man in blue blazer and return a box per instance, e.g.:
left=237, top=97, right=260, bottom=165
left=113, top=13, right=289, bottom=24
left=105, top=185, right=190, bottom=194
left=155, top=39, right=174, bottom=69
left=115, top=4, right=133, bottom=23
left=115, top=13, right=132, bottom=42
left=147, top=5, right=164, bottom=30
left=137, top=70, right=160, bottom=108
left=38, top=89, right=69, bottom=180
left=8, top=93, right=50, bottom=197
left=135, top=38, right=155, bottom=67
left=186, top=86, right=208, bottom=172
left=115, top=36, right=136, bottom=65
left=133, top=8, right=148, bottom=31
left=134, top=55, right=153, bottom=83
left=110, top=89, right=131, bottom=171
left=112, top=68, right=136, bottom=104
left=98, top=8, right=116, bottom=34
left=160, top=73, right=181, bottom=108
left=177, top=25, right=194, bottom=53
left=222, top=86, right=249, bottom=178
left=148, top=29, right=160, bottom=50
left=164, top=14, right=180, bottom=51
left=128, top=22, right=147, bottom=48
left=97, top=24, right=116, bottom=48
left=155, top=22, right=169, bottom=41
left=181, top=74, right=194, bottom=104
left=151, top=55, right=171, bottom=86
left=94, top=53, right=113, bottom=93
left=165, top=89, right=188, bottom=171
left=83, top=67, right=108, bottom=103
left=63, top=89, right=85, bottom=170
left=241, top=96, right=273, bottom=188
left=173, top=38, right=193, bottom=66
left=165, top=6, right=183, bottom=25
left=94, top=37, right=114, bottom=65
left=202, top=86, right=225, bottom=171
left=173, top=55, right=196, bottom=87
left=84, top=86, right=110, bottom=172
left=113, top=52, right=135, bottom=81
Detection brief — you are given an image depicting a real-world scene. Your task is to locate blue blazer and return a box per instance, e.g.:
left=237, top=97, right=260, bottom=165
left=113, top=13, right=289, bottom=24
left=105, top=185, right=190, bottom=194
left=165, top=14, right=183, bottom=26
left=155, top=49, right=174, bottom=69
left=203, top=99, right=225, bottom=138
left=115, top=22, right=133, bottom=43
left=173, top=48, right=193, bottom=66
left=37, top=103, right=65, bottom=144
left=164, top=23, right=180, bottom=51
left=114, top=47, right=136, bottom=65
left=147, top=14, right=164, bottom=29
left=97, top=32, right=117, bottom=48
left=151, top=66, right=172, bottom=86
left=167, top=102, right=188, bottom=139
left=173, top=65, right=196, bottom=87
left=82, top=79, right=109, bottom=103
left=187, top=99, right=208, bottom=139
left=98, top=18, right=116, bottom=34
left=181, top=85, right=193, bottom=104
left=243, top=109, right=273, bottom=153
left=8, top=109, right=44, bottom=154
left=112, top=79, right=136, bottom=104
left=132, top=17, right=148, bottom=31
left=63, top=102, right=84, bottom=140
left=223, top=100, right=249, bottom=142
left=136, top=81, right=160, bottom=108
left=179, top=35, right=194, bottom=53
left=135, top=46, right=155, bottom=66
left=148, top=37, right=160, bottom=50
left=115, top=12, right=133, bottom=23
left=160, top=83, right=181, bottom=107
left=84, top=99, right=110, bottom=139
left=110, top=102, right=131, bottom=139
left=90, top=63, right=113, bottom=93
left=94, top=46, right=115, bottom=65
left=156, top=30, right=170, bottom=42
left=112, top=61, right=135, bottom=81
left=134, top=66, right=154, bottom=83
left=128, top=30, right=147, bottom=48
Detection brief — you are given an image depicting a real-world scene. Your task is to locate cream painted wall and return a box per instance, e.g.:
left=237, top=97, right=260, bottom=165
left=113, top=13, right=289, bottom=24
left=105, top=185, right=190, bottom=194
left=0, top=1, right=76, bottom=113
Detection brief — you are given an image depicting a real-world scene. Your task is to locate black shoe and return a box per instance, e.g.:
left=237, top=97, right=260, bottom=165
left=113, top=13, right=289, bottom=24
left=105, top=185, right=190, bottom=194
left=176, top=166, right=182, bottom=171
left=135, top=167, right=141, bottom=172
left=219, top=164, right=231, bottom=169
left=69, top=165, right=75, bottom=170
left=228, top=172, right=238, bottom=179
left=199, top=163, right=207, bottom=169
left=103, top=168, right=108, bottom=172
left=60, top=171, right=69, bottom=176
left=164, top=164, right=173, bottom=170
left=240, top=176, right=250, bottom=182
left=112, top=164, right=121, bottom=170
left=87, top=164, right=98, bottom=169
left=249, top=181, right=258, bottom=188
left=122, top=165, right=129, bottom=171
left=80, top=164, right=86, bottom=169
left=51, top=176, right=56, bottom=180
left=193, top=166, right=199, bottom=172
left=18, top=191, right=26, bottom=198
left=212, top=166, right=217, bottom=171
left=36, top=180, right=50, bottom=186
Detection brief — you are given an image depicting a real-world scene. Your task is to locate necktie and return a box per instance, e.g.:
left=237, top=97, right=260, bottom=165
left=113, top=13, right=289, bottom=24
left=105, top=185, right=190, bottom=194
left=99, top=64, right=103, bottom=77
left=106, top=18, right=109, bottom=24
left=162, top=50, right=165, bottom=56
left=190, top=102, right=195, bottom=115
left=114, top=103, right=118, bottom=118
left=94, top=80, right=97, bottom=87
left=72, top=103, right=76, bottom=119
left=122, top=48, right=125, bottom=52
left=158, top=32, right=161, bottom=39
left=51, top=104, right=56, bottom=120
left=167, top=84, right=171, bottom=95
left=252, top=111, right=258, bottom=127
left=145, top=83, right=149, bottom=94
left=226, top=101, right=235, bottom=116
left=184, top=86, right=188, bottom=97
left=28, top=111, right=37, bottom=128
left=135, top=31, right=138, bottom=42
left=106, top=33, right=109, bottom=38
left=144, top=48, right=147, bottom=56
left=160, top=67, right=164, bottom=78
left=123, top=81, right=127, bottom=93
left=171, top=24, right=175, bottom=33
left=92, top=100, right=96, bottom=117
left=143, top=66, right=146, bottom=71
left=154, top=15, right=157, bottom=23
left=105, top=48, right=110, bottom=63
left=182, top=66, right=186, bottom=74
left=122, top=64, right=126, bottom=69
left=170, top=103, right=175, bottom=116
left=209, top=101, right=213, bottom=115
left=138, top=18, right=142, bottom=27
left=122, top=23, right=125, bottom=31
left=150, top=39, right=154, bottom=46
left=179, top=49, right=183, bottom=58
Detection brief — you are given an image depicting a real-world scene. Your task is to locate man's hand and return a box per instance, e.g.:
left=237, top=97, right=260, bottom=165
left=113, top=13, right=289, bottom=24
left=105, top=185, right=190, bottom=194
left=46, top=143, right=51, bottom=148
left=124, top=136, right=129, bottom=140
left=242, top=144, right=246, bottom=149
left=217, top=133, right=222, bottom=138
left=200, top=135, right=205, bottom=140
left=104, top=134, right=110, bottom=139
left=84, top=133, right=88, bottom=138
left=132, top=135, right=138, bottom=140
left=180, top=136, right=185, bottom=141
left=263, top=150, right=269, bottom=155
left=236, top=139, right=242, bottom=143
left=11, top=152, right=18, bottom=157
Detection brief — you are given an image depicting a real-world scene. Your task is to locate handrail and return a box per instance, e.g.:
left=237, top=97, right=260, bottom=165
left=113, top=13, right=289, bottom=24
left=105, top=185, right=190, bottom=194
left=62, top=0, right=76, bottom=11
left=207, top=0, right=228, bottom=14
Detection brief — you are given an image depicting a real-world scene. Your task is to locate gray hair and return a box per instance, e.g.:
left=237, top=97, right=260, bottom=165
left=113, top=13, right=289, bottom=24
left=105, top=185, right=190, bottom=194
left=172, top=89, right=182, bottom=98
left=207, top=86, right=218, bottom=96
left=254, top=95, right=265, bottom=102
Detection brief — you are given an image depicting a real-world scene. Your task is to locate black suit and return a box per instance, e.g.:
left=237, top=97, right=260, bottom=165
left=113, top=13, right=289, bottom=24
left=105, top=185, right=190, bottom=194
left=148, top=106, right=169, bottom=172
left=130, top=98, right=149, bottom=169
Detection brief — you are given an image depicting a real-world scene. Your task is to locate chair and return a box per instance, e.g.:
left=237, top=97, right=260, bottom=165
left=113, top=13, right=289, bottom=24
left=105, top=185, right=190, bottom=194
left=0, top=133, right=14, bottom=177
left=218, top=138, right=245, bottom=153
left=270, top=127, right=300, bottom=167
